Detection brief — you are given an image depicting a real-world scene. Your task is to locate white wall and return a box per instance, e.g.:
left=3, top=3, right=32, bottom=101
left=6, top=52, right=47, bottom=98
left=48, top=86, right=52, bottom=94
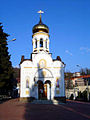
left=20, top=51, right=65, bottom=99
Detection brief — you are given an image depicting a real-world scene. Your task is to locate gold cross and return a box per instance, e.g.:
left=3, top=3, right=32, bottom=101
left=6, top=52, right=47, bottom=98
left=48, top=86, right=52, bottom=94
left=37, top=10, right=44, bottom=19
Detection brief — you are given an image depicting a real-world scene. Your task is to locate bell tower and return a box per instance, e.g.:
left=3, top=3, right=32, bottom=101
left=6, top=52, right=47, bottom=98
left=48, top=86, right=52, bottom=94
left=32, top=10, right=50, bottom=53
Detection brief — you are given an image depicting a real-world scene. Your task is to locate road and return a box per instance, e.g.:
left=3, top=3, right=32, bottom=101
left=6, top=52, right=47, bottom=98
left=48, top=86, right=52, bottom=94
left=0, top=99, right=90, bottom=120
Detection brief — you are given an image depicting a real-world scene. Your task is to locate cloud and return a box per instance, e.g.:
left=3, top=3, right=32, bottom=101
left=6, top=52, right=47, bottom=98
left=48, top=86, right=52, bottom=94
left=65, top=50, right=73, bottom=56
left=80, top=47, right=90, bottom=53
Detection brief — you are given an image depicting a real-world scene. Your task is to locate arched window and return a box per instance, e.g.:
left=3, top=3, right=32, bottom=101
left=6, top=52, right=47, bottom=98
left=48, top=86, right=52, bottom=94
left=56, top=78, right=59, bottom=88
left=40, top=38, right=43, bottom=47
left=35, top=38, right=37, bottom=48
left=26, top=79, right=29, bottom=88
left=46, top=39, right=48, bottom=49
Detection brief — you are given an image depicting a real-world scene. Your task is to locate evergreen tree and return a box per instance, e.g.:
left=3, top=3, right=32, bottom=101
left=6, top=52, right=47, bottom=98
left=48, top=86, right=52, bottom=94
left=0, top=23, right=13, bottom=94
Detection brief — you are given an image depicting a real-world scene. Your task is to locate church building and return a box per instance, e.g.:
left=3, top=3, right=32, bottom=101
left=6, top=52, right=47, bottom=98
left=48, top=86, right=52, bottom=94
left=20, top=11, right=66, bottom=102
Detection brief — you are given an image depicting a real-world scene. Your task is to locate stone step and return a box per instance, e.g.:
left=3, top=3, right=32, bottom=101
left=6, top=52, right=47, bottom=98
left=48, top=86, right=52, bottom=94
left=31, top=100, right=63, bottom=104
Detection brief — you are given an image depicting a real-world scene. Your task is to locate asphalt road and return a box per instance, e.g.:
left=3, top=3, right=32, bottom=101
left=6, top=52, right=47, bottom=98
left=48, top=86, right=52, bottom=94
left=0, top=99, right=90, bottom=120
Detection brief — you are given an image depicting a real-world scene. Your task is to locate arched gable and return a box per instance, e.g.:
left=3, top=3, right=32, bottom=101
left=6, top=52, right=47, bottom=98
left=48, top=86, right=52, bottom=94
left=34, top=68, right=54, bottom=79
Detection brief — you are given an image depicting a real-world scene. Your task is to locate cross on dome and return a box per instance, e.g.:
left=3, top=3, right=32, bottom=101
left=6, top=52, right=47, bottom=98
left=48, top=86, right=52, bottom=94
left=37, top=10, right=44, bottom=19
left=32, top=10, right=49, bottom=33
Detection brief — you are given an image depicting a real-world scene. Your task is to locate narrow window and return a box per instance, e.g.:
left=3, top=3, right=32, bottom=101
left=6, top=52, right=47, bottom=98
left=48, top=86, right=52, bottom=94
left=56, top=79, right=59, bottom=88
left=40, top=38, right=43, bottom=47
left=26, top=79, right=29, bottom=88
left=35, top=38, right=37, bottom=48
left=46, top=39, right=48, bottom=49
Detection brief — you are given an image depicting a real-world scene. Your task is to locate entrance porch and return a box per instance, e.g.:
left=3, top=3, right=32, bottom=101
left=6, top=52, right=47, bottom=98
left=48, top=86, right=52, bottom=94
left=37, top=80, right=51, bottom=100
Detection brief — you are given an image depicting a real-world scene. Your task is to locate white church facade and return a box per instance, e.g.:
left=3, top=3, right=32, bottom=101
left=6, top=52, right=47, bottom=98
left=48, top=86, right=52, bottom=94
left=20, top=11, right=66, bottom=102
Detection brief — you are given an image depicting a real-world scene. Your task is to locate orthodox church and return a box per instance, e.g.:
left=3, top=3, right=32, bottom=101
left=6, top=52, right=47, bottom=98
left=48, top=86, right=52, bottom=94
left=20, top=11, right=66, bottom=102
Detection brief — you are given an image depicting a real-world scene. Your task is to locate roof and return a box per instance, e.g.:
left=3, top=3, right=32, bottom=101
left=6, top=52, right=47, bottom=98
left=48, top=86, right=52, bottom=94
left=20, top=55, right=32, bottom=64
left=32, top=17, right=49, bottom=33
left=65, top=75, right=90, bottom=80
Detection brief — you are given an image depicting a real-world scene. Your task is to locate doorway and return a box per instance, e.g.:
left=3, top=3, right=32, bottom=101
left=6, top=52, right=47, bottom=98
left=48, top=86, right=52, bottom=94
left=45, top=80, right=51, bottom=100
left=38, top=80, right=51, bottom=100
left=38, top=81, right=44, bottom=99
left=38, top=81, right=48, bottom=100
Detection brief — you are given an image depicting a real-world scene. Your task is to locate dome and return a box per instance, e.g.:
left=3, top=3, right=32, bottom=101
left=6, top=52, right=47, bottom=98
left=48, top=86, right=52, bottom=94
left=32, top=17, right=49, bottom=33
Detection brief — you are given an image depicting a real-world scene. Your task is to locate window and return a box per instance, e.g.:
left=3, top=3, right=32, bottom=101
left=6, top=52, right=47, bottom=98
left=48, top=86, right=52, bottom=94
left=40, top=38, right=43, bottom=47
left=56, top=78, right=59, bottom=88
left=35, top=38, right=37, bottom=48
left=26, top=79, right=29, bottom=88
left=46, top=39, right=48, bottom=48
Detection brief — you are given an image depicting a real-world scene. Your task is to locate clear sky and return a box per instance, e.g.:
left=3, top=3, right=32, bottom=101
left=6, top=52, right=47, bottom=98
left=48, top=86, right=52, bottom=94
left=0, top=0, right=90, bottom=72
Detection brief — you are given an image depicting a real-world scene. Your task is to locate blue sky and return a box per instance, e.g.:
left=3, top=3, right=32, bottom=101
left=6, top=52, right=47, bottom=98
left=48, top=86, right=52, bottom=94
left=0, top=0, right=90, bottom=72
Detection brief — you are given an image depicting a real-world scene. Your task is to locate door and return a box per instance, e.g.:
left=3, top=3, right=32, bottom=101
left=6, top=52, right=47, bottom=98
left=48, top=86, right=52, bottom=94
left=38, top=81, right=44, bottom=99
left=44, top=84, right=47, bottom=99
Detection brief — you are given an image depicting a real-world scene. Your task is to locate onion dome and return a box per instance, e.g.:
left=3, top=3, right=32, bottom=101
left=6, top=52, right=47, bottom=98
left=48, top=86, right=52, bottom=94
left=32, top=16, right=49, bottom=34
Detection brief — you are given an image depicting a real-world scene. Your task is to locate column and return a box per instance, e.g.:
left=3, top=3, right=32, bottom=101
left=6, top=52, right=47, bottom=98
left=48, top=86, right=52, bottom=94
left=47, top=40, right=49, bottom=52
left=43, top=40, right=46, bottom=51
left=33, top=40, right=35, bottom=52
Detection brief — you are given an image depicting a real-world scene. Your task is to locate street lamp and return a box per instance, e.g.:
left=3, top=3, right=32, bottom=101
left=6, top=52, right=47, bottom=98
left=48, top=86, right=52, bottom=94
left=76, top=64, right=83, bottom=75
left=76, top=65, right=81, bottom=67
left=76, top=64, right=82, bottom=71
left=7, top=38, right=16, bottom=43
left=0, top=38, right=16, bottom=45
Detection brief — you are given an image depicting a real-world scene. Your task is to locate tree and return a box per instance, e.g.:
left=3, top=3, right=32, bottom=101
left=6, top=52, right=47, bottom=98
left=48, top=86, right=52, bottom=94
left=65, top=72, right=74, bottom=89
left=0, top=23, right=13, bottom=95
left=80, top=68, right=90, bottom=75
left=13, top=67, right=20, bottom=78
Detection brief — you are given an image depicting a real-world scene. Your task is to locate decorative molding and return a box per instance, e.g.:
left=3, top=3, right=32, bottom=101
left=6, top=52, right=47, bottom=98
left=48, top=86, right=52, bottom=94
left=26, top=90, right=29, bottom=95
left=34, top=48, right=37, bottom=50
left=24, top=67, right=32, bottom=68
left=33, top=32, right=49, bottom=37
left=39, top=59, right=47, bottom=68
left=54, top=67, right=61, bottom=68
left=24, top=67, right=62, bottom=69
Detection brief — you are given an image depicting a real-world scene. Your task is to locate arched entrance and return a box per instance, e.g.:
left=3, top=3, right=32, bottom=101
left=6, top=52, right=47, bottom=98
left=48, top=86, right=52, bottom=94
left=44, top=80, right=51, bottom=100
left=37, top=81, right=44, bottom=100
left=37, top=80, right=51, bottom=100
left=34, top=68, right=53, bottom=100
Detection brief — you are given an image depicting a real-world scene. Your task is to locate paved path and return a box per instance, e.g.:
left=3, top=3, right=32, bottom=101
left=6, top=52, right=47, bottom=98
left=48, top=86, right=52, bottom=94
left=0, top=99, right=90, bottom=120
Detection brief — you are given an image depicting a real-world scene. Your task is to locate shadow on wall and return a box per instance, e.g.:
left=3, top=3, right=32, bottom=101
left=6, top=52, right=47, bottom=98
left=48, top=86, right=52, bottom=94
left=34, top=63, right=52, bottom=100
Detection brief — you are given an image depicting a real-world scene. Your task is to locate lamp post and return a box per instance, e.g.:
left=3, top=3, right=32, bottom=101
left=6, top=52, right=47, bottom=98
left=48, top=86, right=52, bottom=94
left=7, top=38, right=16, bottom=43
left=76, top=64, right=82, bottom=72
left=0, top=38, right=16, bottom=45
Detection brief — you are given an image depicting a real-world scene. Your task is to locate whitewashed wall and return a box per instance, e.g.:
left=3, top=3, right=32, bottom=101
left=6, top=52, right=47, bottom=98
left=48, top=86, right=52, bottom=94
left=20, top=51, right=65, bottom=100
